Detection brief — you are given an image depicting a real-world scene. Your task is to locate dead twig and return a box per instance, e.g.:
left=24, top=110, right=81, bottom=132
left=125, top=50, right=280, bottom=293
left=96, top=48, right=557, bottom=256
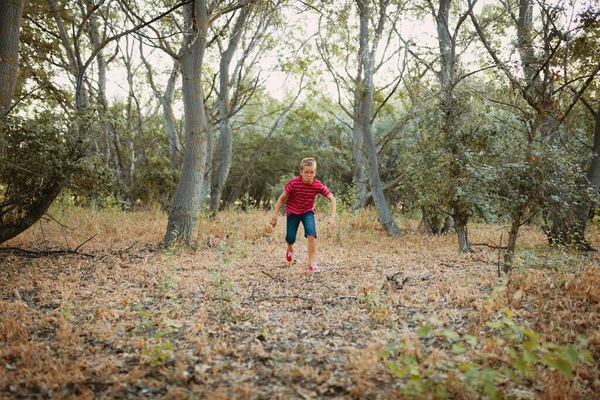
left=0, top=247, right=95, bottom=258
left=470, top=242, right=508, bottom=250
left=261, top=270, right=286, bottom=283
left=74, top=233, right=99, bottom=252
left=250, top=294, right=314, bottom=303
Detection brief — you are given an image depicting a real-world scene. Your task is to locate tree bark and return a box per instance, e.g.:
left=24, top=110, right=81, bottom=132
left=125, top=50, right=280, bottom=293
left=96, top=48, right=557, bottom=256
left=0, top=182, right=63, bottom=244
left=85, top=0, right=124, bottom=173
left=210, top=6, right=249, bottom=215
left=551, top=104, right=600, bottom=250
left=140, top=44, right=182, bottom=170
left=0, top=0, right=26, bottom=154
left=163, top=0, right=210, bottom=247
left=435, top=0, right=469, bottom=251
left=356, top=0, right=400, bottom=236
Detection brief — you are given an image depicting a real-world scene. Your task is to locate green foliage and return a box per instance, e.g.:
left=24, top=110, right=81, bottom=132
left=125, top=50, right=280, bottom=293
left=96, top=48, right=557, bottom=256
left=1, top=113, right=113, bottom=234
left=399, top=82, right=505, bottom=223
left=210, top=272, right=238, bottom=322
left=224, top=95, right=353, bottom=209
left=383, top=309, right=592, bottom=398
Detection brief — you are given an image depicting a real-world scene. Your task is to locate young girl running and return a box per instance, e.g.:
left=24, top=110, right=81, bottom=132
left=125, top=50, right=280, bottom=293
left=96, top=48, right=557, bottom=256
left=269, top=157, right=336, bottom=272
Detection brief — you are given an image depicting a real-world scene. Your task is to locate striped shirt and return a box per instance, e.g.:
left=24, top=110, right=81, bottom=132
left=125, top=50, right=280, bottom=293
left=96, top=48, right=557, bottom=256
left=284, top=176, right=331, bottom=216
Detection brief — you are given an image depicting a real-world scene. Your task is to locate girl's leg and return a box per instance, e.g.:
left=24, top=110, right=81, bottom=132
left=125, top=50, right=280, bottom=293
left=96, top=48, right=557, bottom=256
left=307, top=235, right=317, bottom=266
left=301, top=212, right=318, bottom=267
left=286, top=215, right=301, bottom=262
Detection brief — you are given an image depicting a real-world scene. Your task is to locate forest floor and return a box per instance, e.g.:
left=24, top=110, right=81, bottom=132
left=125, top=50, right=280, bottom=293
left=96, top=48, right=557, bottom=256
left=1, top=206, right=599, bottom=399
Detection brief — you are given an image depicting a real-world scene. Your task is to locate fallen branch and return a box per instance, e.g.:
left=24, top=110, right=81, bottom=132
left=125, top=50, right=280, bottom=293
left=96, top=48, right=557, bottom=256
left=0, top=246, right=95, bottom=258
left=261, top=270, right=286, bottom=282
left=471, top=242, right=508, bottom=250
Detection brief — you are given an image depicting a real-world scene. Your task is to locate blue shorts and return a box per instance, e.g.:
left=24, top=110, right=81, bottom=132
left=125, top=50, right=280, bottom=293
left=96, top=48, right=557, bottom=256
left=286, top=211, right=317, bottom=244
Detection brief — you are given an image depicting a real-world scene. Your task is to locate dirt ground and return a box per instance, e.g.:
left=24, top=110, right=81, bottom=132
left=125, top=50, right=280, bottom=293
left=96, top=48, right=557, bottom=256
left=1, top=207, right=599, bottom=399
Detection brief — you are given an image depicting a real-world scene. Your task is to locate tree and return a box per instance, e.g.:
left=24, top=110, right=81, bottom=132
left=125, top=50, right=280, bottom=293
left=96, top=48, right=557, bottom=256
left=0, top=0, right=26, bottom=155
left=355, top=0, right=401, bottom=235
left=209, top=3, right=272, bottom=215
left=549, top=3, right=600, bottom=249
left=469, top=0, right=600, bottom=267
left=316, top=0, right=402, bottom=234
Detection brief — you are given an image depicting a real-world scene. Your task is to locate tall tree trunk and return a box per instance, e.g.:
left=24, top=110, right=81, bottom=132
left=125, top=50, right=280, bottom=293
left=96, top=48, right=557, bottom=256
left=86, top=0, right=124, bottom=173
left=140, top=45, right=182, bottom=170
left=436, top=0, right=468, bottom=251
left=0, top=0, right=26, bottom=155
left=356, top=0, right=400, bottom=236
left=210, top=7, right=249, bottom=215
left=46, top=0, right=88, bottom=110
left=163, top=0, right=209, bottom=247
left=352, top=64, right=369, bottom=209
left=553, top=105, right=600, bottom=250
left=352, top=121, right=369, bottom=210
left=0, top=182, right=62, bottom=244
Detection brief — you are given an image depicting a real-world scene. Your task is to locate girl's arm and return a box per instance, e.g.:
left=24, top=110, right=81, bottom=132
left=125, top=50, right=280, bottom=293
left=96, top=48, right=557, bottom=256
left=270, top=192, right=288, bottom=227
left=326, top=193, right=336, bottom=230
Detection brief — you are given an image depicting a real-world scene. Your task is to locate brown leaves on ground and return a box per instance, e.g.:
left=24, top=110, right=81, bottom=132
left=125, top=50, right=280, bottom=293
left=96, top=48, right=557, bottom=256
left=1, top=207, right=599, bottom=399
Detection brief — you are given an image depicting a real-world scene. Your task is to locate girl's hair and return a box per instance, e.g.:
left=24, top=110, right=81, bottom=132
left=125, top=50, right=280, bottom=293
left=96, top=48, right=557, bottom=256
left=300, top=157, right=317, bottom=169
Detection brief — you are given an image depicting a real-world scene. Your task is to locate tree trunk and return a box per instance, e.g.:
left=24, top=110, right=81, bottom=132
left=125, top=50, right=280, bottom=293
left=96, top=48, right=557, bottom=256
left=0, top=182, right=62, bottom=244
left=46, top=0, right=88, bottom=110
left=436, top=0, right=470, bottom=252
left=86, top=0, right=124, bottom=172
left=352, top=71, right=369, bottom=209
left=210, top=7, right=249, bottom=215
left=356, top=0, right=400, bottom=236
left=0, top=0, right=25, bottom=155
left=163, top=0, right=209, bottom=247
left=504, top=208, right=523, bottom=272
left=141, top=44, right=182, bottom=170
left=551, top=107, right=600, bottom=250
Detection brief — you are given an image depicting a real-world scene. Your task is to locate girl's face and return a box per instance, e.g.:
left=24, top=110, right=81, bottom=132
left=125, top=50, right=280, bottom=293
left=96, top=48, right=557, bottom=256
left=300, top=166, right=316, bottom=184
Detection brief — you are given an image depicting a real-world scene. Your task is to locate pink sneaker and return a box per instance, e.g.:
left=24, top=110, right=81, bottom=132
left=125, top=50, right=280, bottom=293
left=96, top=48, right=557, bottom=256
left=308, top=264, right=320, bottom=273
left=286, top=251, right=294, bottom=263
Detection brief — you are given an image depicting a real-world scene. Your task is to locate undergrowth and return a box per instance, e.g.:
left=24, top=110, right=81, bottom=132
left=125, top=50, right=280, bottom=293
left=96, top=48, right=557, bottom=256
left=0, top=207, right=598, bottom=398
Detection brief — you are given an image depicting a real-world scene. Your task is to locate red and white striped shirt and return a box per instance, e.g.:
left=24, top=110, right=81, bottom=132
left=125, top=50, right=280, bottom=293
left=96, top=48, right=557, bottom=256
left=284, top=176, right=331, bottom=216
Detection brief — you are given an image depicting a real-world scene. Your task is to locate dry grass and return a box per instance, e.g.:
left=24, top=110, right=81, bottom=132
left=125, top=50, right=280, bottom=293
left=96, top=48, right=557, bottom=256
left=1, top=206, right=599, bottom=399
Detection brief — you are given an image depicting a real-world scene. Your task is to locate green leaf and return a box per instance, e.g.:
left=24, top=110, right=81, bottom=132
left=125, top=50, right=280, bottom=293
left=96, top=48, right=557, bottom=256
left=523, top=350, right=537, bottom=363
left=441, top=329, right=459, bottom=341
left=417, top=325, right=432, bottom=336
left=460, top=362, right=477, bottom=373
left=452, top=343, right=467, bottom=354
left=465, top=335, right=478, bottom=348
left=143, top=319, right=154, bottom=328
left=522, top=341, right=540, bottom=351
left=486, top=321, right=505, bottom=329
left=512, top=357, right=533, bottom=377
left=554, top=358, right=573, bottom=378
left=560, top=346, right=579, bottom=364
left=523, top=328, right=539, bottom=342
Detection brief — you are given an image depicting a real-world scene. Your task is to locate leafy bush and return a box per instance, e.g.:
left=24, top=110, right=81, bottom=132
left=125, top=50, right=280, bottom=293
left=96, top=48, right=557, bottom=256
left=0, top=113, right=112, bottom=242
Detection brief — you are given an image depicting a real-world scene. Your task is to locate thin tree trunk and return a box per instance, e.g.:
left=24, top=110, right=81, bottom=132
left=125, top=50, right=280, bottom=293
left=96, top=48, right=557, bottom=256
left=210, top=6, right=249, bottom=215
left=504, top=209, right=523, bottom=271
left=356, top=0, right=400, bottom=236
left=86, top=0, right=125, bottom=173
left=140, top=44, right=182, bottom=170
left=436, top=0, right=469, bottom=251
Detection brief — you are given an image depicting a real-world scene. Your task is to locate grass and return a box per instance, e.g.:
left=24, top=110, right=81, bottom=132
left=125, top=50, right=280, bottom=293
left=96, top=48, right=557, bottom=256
left=1, top=206, right=599, bottom=399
